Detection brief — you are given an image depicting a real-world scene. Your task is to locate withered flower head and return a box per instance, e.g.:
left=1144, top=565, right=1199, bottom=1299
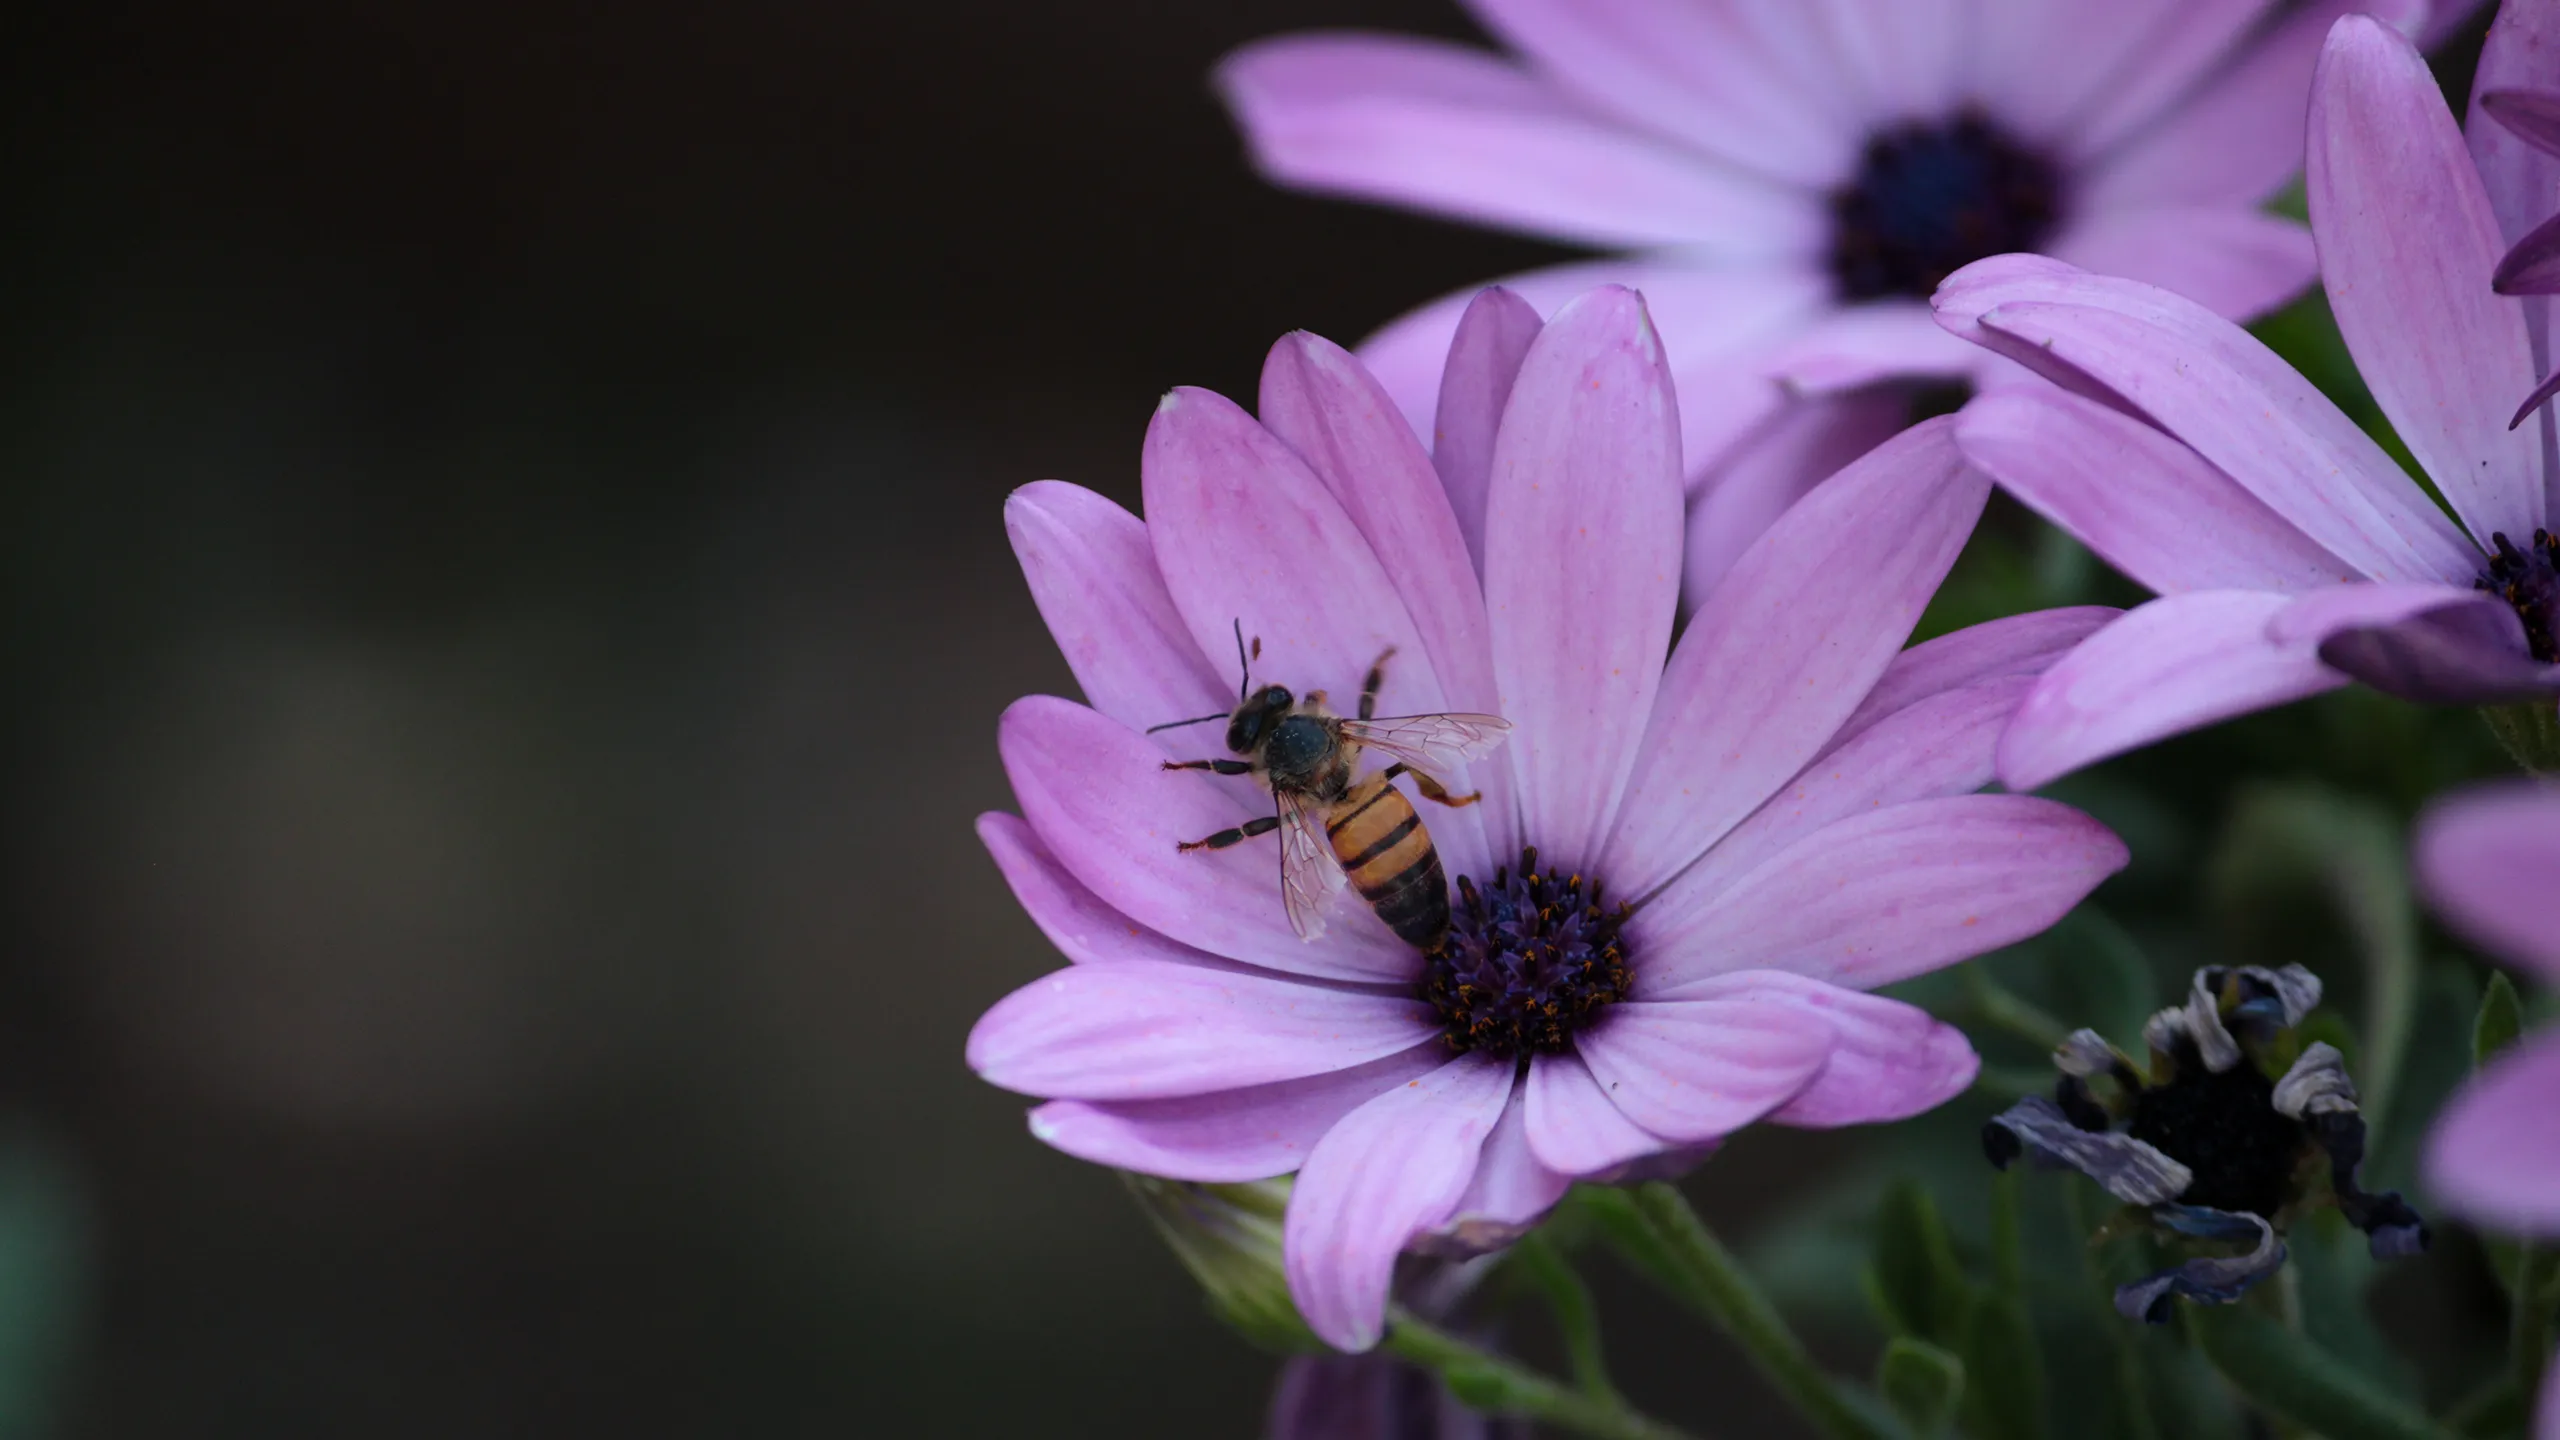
left=1982, top=964, right=2427, bottom=1322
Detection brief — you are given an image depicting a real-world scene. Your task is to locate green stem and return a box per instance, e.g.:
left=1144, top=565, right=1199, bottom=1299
left=1989, top=1169, right=2025, bottom=1302
left=2063, top=1184, right=2160, bottom=1440
left=1513, top=1232, right=1621, bottom=1402
left=2480, top=703, right=2560, bottom=776
left=1588, top=1183, right=1890, bottom=1440
left=1964, top=964, right=2070, bottom=1053
left=2188, top=1303, right=2463, bottom=1440
left=1382, top=1311, right=1700, bottom=1440
left=2516, top=1244, right=2555, bottom=1416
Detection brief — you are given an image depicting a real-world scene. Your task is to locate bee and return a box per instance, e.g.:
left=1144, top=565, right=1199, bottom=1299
left=1149, top=624, right=1512, bottom=946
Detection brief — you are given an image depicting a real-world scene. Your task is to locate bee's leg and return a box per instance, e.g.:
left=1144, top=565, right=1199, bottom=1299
left=1176, top=815, right=1281, bottom=852
left=1358, top=646, right=1398, bottom=721
left=1161, top=758, right=1255, bottom=775
left=1389, top=762, right=1482, bottom=809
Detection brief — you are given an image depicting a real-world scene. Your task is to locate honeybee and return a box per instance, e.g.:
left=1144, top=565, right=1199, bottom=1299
left=1149, top=625, right=1512, bottom=946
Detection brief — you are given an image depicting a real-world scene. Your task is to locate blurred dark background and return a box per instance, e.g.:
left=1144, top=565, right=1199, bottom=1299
left=0, top=1, right=1845, bottom=1434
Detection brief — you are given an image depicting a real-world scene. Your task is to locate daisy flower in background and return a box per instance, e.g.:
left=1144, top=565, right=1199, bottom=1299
left=2415, top=783, right=2560, bottom=1440
left=1929, top=15, right=2560, bottom=790
left=965, top=285, right=2127, bottom=1352
left=1215, top=0, right=2454, bottom=519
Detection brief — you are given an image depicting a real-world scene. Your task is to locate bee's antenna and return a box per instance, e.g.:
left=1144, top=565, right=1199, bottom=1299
left=1232, top=618, right=1252, bottom=698
left=1145, top=712, right=1230, bottom=734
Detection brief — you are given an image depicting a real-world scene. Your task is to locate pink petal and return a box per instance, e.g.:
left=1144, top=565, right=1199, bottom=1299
left=1433, top=1083, right=1573, bottom=1251
left=2273, top=583, right=2559, bottom=704
left=1357, top=260, right=1830, bottom=488
left=2472, top=6, right=2560, bottom=526
left=1994, top=591, right=2346, bottom=791
left=2495, top=210, right=2560, bottom=295
left=967, top=959, right=1439, bottom=1102
left=1604, top=418, right=1988, bottom=902
left=1284, top=1052, right=1516, bottom=1351
left=1215, top=33, right=1819, bottom=253
left=2421, top=1033, right=2560, bottom=1235
left=1832, top=607, right=2123, bottom=749
left=1456, top=0, right=1859, bottom=185
left=1001, top=695, right=1416, bottom=982
left=1572, top=999, right=1832, bottom=1142
left=1763, top=301, right=1981, bottom=399
left=1024, top=1044, right=1447, bottom=1182
left=1792, top=0, right=1968, bottom=141
left=1141, top=386, right=1490, bottom=874
left=1521, top=1049, right=1670, bottom=1177
left=1260, top=331, right=1504, bottom=869
left=1674, top=971, right=1979, bottom=1128
left=1934, top=256, right=2479, bottom=584
left=2473, top=12, right=2560, bottom=250
left=2416, top=783, right=2560, bottom=984
left=2061, top=0, right=2284, bottom=159
left=2049, top=207, right=2315, bottom=324
left=2078, top=0, right=2425, bottom=210
left=2310, top=16, right=2545, bottom=547
left=1006, top=481, right=1232, bottom=733
left=1637, top=669, right=2063, bottom=939
left=1636, top=795, right=2125, bottom=994
left=1431, top=287, right=1544, bottom=578
left=1684, top=389, right=1909, bottom=612
left=979, top=811, right=1237, bottom=970
left=1956, top=388, right=2361, bottom=595
left=2485, top=90, right=2560, bottom=163
left=1480, top=285, right=1684, bottom=870
left=1964, top=0, right=2209, bottom=146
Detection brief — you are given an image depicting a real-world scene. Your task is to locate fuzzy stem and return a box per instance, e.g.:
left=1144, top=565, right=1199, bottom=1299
left=2516, top=1244, right=2555, bottom=1418
left=1382, top=1311, right=1699, bottom=1440
left=2189, top=1303, right=2462, bottom=1440
left=2063, top=1183, right=2161, bottom=1440
left=1964, top=963, right=2071, bottom=1053
left=1513, top=1232, right=1621, bottom=1402
left=1588, top=1183, right=1891, bottom=1440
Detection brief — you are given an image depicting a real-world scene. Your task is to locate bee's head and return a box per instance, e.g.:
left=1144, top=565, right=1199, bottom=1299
left=1227, top=685, right=1295, bottom=754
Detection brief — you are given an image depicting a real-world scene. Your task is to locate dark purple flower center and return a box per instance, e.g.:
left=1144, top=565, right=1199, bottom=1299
left=1827, top=112, right=2063, bottom=302
left=2125, top=1045, right=2305, bottom=1219
left=1420, top=848, right=1630, bottom=1058
left=2478, top=528, right=2560, bottom=663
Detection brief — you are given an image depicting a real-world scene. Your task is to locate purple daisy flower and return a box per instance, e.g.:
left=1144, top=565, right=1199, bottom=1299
left=965, top=285, right=2127, bottom=1352
left=1929, top=15, right=2560, bottom=790
left=1212, top=0, right=2457, bottom=504
left=2415, top=782, right=2560, bottom=1440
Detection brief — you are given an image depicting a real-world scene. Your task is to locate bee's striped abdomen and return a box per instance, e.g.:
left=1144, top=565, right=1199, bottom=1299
left=1328, top=774, right=1449, bottom=947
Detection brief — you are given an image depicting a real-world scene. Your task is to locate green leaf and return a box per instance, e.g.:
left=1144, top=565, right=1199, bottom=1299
left=2187, top=1304, right=2460, bottom=1440
left=1958, top=1292, right=2048, bottom=1440
left=1870, top=1180, right=1971, bottom=1345
left=1877, top=1337, right=1965, bottom=1439
left=2475, top=971, right=2524, bottom=1068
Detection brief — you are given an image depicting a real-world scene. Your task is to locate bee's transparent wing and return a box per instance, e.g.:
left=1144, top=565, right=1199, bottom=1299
left=1277, top=789, right=1347, bottom=942
left=1337, top=713, right=1513, bottom=775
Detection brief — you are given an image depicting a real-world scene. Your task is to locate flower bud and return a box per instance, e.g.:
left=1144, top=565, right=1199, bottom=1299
left=1123, top=1174, right=1319, bottom=1354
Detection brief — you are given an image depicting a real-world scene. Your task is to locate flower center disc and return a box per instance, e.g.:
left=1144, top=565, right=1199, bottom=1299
left=1827, top=112, right=2063, bottom=302
left=2125, top=1053, right=2305, bottom=1218
left=2479, top=528, right=2560, bottom=663
left=1421, top=848, right=1631, bottom=1058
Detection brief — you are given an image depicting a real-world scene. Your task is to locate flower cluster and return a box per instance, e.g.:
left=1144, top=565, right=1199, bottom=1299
left=957, top=0, right=2560, bottom=1434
